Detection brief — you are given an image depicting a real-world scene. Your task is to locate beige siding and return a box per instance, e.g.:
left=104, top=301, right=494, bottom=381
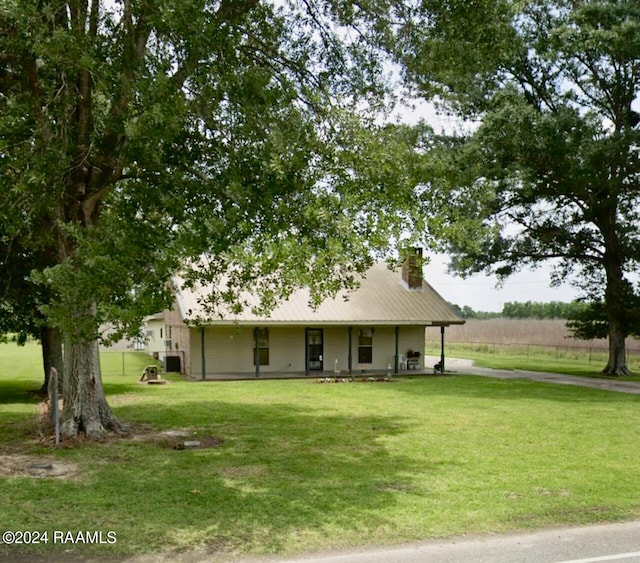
left=350, top=326, right=425, bottom=371
left=165, top=300, right=191, bottom=374
left=191, top=326, right=306, bottom=375
left=268, top=327, right=306, bottom=372
left=322, top=327, right=349, bottom=373
left=188, top=325, right=427, bottom=376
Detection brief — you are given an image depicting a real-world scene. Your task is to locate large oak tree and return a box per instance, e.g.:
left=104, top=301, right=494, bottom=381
left=0, top=0, right=423, bottom=438
left=398, top=0, right=640, bottom=374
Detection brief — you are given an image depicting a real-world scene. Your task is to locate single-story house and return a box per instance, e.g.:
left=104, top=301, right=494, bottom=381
left=148, top=251, right=465, bottom=378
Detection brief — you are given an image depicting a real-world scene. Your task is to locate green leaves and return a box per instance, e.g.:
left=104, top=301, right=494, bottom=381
left=398, top=0, right=640, bottom=367
left=1, top=0, right=428, bottom=343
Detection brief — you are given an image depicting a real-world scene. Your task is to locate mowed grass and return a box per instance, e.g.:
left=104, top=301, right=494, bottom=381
left=2, top=342, right=640, bottom=560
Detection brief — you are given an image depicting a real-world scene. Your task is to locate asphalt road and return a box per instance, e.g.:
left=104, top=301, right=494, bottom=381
left=235, top=521, right=640, bottom=563
left=8, top=520, right=640, bottom=563
left=122, top=521, right=640, bottom=563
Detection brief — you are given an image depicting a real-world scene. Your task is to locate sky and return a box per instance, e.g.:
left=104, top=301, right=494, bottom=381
left=422, top=254, right=581, bottom=313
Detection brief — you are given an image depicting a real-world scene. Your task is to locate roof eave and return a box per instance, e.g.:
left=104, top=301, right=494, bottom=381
left=183, top=319, right=465, bottom=327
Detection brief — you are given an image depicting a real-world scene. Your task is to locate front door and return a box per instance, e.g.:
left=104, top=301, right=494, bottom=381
left=306, top=328, right=324, bottom=372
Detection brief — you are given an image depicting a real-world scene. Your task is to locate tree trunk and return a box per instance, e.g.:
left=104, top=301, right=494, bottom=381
left=40, top=327, right=64, bottom=394
left=602, top=320, right=630, bottom=376
left=61, top=337, right=128, bottom=440
left=600, top=203, right=631, bottom=376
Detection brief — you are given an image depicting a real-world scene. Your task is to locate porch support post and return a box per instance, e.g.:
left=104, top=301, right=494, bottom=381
left=254, top=327, right=260, bottom=378
left=440, top=325, right=446, bottom=374
left=348, top=326, right=353, bottom=375
left=394, top=326, right=400, bottom=374
left=305, top=327, right=310, bottom=376
left=200, top=327, right=206, bottom=380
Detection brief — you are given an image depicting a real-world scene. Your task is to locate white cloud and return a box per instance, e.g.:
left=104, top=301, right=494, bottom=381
left=423, top=254, right=580, bottom=313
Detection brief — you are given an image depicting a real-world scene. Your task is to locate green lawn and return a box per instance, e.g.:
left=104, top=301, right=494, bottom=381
left=2, top=341, right=640, bottom=560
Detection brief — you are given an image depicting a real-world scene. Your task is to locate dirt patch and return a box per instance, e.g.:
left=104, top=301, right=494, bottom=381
left=0, top=430, right=224, bottom=479
left=193, top=436, right=224, bottom=448
left=0, top=454, right=80, bottom=480
left=172, top=436, right=225, bottom=450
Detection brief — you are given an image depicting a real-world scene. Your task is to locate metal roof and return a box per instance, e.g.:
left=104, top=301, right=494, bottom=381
left=175, top=261, right=465, bottom=326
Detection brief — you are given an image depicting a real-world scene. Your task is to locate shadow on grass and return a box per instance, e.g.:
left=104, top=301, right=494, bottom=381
left=0, top=379, right=43, bottom=405
left=2, top=399, right=426, bottom=558
left=5, top=378, right=640, bottom=559
left=102, top=381, right=145, bottom=396
left=0, top=379, right=145, bottom=406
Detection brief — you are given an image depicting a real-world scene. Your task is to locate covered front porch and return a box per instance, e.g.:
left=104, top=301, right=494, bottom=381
left=191, top=324, right=454, bottom=379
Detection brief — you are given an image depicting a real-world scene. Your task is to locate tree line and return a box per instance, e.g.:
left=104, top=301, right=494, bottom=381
left=450, top=301, right=589, bottom=320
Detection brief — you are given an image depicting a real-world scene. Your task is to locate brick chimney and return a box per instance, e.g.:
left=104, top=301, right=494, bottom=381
left=402, top=247, right=423, bottom=289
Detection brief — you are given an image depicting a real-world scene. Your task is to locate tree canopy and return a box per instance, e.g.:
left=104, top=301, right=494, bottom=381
left=398, top=0, right=640, bottom=374
left=0, top=0, right=424, bottom=438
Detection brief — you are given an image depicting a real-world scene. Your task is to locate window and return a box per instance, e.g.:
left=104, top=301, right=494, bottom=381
left=253, top=328, right=269, bottom=366
left=358, top=328, right=373, bottom=364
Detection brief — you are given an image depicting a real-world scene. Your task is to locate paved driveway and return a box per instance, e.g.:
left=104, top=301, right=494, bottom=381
left=423, top=356, right=640, bottom=394
left=462, top=365, right=640, bottom=394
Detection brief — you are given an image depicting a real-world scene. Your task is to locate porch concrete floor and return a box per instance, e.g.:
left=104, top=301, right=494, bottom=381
left=193, top=356, right=470, bottom=381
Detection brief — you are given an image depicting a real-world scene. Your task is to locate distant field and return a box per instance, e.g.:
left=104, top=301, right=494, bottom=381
left=427, top=319, right=640, bottom=377
left=434, top=318, right=640, bottom=350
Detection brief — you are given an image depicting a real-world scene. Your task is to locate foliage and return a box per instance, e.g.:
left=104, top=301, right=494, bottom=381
left=397, top=0, right=640, bottom=373
left=0, top=0, right=423, bottom=342
left=447, top=302, right=501, bottom=320
left=0, top=219, right=57, bottom=345
left=0, top=0, right=426, bottom=435
left=567, top=297, right=640, bottom=341
left=448, top=300, right=588, bottom=320
left=502, top=300, right=588, bottom=320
